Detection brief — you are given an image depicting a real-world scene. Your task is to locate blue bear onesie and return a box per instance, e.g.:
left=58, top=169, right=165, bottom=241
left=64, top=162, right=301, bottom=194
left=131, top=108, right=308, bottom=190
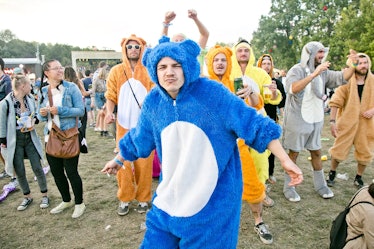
left=118, top=37, right=281, bottom=249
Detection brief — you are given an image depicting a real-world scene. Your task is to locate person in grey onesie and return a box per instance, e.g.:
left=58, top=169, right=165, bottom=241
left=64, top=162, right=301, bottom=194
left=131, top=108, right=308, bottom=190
left=281, top=41, right=358, bottom=202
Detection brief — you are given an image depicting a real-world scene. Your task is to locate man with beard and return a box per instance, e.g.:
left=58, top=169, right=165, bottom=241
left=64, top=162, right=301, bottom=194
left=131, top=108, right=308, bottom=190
left=281, top=41, right=358, bottom=202
left=327, top=53, right=374, bottom=189
left=205, top=45, right=274, bottom=244
left=105, top=34, right=154, bottom=215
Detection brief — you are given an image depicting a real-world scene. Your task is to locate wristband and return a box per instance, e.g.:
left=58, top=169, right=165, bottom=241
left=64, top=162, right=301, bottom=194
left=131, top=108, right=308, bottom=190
left=162, top=22, right=172, bottom=28
left=329, top=119, right=335, bottom=123
left=113, top=157, right=124, bottom=166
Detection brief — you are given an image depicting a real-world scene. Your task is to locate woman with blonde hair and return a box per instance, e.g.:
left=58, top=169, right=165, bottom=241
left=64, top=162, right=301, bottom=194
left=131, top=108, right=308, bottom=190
left=0, top=74, right=49, bottom=210
left=92, top=67, right=109, bottom=136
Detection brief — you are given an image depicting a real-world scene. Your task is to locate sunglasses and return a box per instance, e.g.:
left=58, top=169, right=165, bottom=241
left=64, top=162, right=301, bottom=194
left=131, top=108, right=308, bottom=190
left=126, top=44, right=141, bottom=50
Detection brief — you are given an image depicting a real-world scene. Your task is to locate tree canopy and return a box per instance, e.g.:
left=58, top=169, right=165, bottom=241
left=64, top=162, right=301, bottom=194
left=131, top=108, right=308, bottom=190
left=251, top=0, right=373, bottom=71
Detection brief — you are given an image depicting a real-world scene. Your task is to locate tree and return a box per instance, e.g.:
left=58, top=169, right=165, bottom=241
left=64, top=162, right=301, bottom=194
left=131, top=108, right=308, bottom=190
left=0, top=29, right=95, bottom=69
left=0, top=29, right=17, bottom=43
left=330, top=0, right=374, bottom=70
left=250, top=0, right=363, bottom=71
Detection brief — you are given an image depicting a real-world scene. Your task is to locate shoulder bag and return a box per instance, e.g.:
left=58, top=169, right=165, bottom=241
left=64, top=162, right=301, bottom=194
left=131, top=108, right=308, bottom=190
left=45, top=86, right=80, bottom=158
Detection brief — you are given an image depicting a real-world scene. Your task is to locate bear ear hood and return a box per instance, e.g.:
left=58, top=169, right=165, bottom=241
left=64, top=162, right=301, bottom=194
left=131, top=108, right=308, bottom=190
left=205, top=45, right=233, bottom=82
left=142, top=36, right=201, bottom=88
left=120, top=34, right=147, bottom=62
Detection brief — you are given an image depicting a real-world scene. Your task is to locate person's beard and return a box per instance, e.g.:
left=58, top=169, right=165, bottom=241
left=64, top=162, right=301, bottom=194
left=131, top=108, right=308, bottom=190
left=356, top=67, right=368, bottom=77
left=314, top=57, right=323, bottom=68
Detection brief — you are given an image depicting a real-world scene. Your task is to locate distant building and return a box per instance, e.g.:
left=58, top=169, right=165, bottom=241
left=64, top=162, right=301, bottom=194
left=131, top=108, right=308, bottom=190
left=3, top=57, right=42, bottom=77
left=71, top=51, right=122, bottom=74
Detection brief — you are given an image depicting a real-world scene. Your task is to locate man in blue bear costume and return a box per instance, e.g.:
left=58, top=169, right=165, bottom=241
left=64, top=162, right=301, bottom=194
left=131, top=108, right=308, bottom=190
left=102, top=36, right=303, bottom=249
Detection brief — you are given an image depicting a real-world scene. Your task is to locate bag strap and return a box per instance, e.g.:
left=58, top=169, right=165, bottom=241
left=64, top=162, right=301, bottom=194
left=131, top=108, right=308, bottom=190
left=347, top=186, right=368, bottom=209
left=47, top=86, right=54, bottom=109
left=5, top=98, right=9, bottom=117
left=47, top=86, right=78, bottom=127
left=345, top=197, right=374, bottom=244
left=123, top=66, right=141, bottom=109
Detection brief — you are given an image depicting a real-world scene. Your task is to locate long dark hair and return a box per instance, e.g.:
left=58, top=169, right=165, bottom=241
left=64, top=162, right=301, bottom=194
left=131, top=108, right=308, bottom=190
left=40, top=59, right=58, bottom=89
left=39, top=59, right=59, bottom=103
left=64, top=66, right=79, bottom=84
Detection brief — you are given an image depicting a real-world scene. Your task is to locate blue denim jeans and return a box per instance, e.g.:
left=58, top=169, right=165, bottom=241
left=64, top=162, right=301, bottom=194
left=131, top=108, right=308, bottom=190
left=14, top=130, right=47, bottom=195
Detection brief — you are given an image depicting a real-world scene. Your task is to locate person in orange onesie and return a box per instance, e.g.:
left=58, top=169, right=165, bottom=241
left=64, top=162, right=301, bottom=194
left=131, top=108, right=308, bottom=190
left=105, top=34, right=154, bottom=216
left=205, top=45, right=274, bottom=245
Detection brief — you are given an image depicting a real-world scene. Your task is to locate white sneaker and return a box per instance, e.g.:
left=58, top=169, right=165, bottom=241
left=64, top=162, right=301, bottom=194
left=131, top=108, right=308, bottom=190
left=50, top=201, right=74, bottom=214
left=72, top=203, right=86, bottom=218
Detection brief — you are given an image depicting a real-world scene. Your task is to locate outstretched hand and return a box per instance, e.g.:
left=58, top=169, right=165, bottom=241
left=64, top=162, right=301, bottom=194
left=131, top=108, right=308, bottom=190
left=101, top=159, right=121, bottom=175
left=281, top=159, right=303, bottom=186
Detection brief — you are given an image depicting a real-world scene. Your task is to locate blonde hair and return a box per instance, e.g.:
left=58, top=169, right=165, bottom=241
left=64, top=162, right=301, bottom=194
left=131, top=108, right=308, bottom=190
left=11, top=74, right=29, bottom=90
left=97, top=68, right=108, bottom=80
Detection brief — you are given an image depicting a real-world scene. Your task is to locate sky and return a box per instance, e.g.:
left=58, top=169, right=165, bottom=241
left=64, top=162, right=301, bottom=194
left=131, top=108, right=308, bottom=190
left=1, top=0, right=272, bottom=52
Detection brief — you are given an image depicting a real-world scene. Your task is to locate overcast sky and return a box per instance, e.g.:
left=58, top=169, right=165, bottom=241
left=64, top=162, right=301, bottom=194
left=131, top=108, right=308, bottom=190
left=1, top=0, right=271, bottom=52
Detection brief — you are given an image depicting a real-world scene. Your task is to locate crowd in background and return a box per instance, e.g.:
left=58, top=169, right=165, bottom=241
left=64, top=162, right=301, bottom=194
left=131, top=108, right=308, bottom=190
left=0, top=8, right=373, bottom=248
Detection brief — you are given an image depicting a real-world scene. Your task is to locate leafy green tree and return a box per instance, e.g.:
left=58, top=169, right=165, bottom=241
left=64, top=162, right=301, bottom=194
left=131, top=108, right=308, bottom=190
left=330, top=0, right=374, bottom=70
left=0, top=29, right=94, bottom=68
left=0, top=29, right=17, bottom=43
left=251, top=0, right=361, bottom=71
left=4, top=39, right=38, bottom=58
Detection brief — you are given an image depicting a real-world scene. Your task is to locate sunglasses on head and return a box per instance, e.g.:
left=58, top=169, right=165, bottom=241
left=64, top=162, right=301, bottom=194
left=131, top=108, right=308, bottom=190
left=126, top=44, right=141, bottom=50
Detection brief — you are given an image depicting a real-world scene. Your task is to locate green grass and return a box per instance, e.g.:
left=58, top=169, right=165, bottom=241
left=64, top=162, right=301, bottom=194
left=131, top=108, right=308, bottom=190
left=0, top=115, right=372, bottom=249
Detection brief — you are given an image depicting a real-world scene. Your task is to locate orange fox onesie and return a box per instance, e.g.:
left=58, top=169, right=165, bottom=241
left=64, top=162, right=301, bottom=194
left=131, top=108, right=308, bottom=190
left=105, top=34, right=154, bottom=205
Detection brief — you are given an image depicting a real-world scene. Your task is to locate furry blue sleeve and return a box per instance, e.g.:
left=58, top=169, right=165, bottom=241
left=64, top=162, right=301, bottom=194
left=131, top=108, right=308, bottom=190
left=217, top=84, right=282, bottom=153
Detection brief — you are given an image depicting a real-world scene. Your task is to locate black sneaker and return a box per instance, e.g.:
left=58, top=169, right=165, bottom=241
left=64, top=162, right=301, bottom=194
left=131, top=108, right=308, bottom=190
left=254, top=222, right=273, bottom=244
left=326, top=170, right=336, bottom=187
left=17, top=197, right=33, bottom=211
left=354, top=177, right=364, bottom=188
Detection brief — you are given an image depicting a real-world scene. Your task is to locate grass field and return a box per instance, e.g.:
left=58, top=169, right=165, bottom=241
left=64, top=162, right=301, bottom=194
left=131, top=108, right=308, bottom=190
left=0, top=115, right=373, bottom=249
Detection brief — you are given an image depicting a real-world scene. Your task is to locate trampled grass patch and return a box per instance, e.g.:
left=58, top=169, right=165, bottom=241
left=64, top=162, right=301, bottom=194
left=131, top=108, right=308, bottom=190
left=1, top=115, right=372, bottom=248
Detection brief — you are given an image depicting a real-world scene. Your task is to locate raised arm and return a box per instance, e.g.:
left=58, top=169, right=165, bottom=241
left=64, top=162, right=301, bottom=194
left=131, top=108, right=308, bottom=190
left=188, top=9, right=209, bottom=49
left=161, top=11, right=176, bottom=37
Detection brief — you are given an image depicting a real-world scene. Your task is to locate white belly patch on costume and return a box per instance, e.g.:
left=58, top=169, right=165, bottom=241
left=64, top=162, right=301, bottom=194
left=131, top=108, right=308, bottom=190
left=154, top=121, right=218, bottom=217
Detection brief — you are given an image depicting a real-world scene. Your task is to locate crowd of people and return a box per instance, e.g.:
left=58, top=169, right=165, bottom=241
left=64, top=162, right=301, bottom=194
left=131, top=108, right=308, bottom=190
left=1, top=8, right=373, bottom=248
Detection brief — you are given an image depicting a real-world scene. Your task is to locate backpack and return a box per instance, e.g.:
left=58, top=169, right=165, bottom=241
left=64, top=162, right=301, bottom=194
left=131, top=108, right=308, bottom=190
left=329, top=188, right=374, bottom=249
